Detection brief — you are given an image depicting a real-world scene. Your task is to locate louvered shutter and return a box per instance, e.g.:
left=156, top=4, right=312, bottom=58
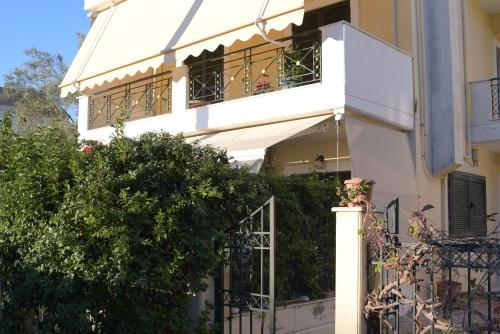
left=469, top=177, right=487, bottom=236
left=448, top=172, right=487, bottom=237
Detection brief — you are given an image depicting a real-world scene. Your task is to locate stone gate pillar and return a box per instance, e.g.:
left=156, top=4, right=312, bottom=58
left=331, top=207, right=367, bottom=334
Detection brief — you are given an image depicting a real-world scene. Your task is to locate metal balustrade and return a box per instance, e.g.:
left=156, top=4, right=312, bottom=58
left=188, top=34, right=322, bottom=108
left=491, top=78, right=500, bottom=120
left=88, top=72, right=172, bottom=129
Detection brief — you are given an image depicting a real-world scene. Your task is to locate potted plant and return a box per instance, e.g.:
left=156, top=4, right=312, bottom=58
left=281, top=47, right=306, bottom=89
left=339, top=178, right=376, bottom=207
left=254, top=81, right=272, bottom=95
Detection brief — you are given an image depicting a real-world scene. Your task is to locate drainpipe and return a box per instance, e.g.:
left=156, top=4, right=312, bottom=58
left=461, top=0, right=473, bottom=162
left=256, top=0, right=288, bottom=47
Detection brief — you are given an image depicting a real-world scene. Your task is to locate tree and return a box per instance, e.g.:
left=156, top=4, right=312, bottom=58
left=0, top=48, right=77, bottom=133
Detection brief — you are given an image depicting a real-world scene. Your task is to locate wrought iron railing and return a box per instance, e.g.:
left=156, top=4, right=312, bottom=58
left=188, top=33, right=321, bottom=108
left=491, top=78, right=500, bottom=120
left=88, top=72, right=172, bottom=129
left=367, top=199, right=500, bottom=333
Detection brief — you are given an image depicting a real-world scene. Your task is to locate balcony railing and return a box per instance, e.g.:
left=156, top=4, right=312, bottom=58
left=88, top=72, right=172, bottom=129
left=491, top=77, right=500, bottom=120
left=187, top=33, right=321, bottom=108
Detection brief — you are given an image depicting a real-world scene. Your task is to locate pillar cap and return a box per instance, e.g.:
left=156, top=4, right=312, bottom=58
left=331, top=206, right=365, bottom=212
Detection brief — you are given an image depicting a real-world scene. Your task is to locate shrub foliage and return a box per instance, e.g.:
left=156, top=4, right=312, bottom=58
left=0, top=121, right=338, bottom=332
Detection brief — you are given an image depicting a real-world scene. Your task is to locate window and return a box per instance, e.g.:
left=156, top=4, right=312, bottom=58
left=292, top=1, right=350, bottom=42
left=448, top=172, right=487, bottom=237
left=291, top=2, right=350, bottom=83
left=185, top=45, right=225, bottom=107
left=496, top=47, right=500, bottom=78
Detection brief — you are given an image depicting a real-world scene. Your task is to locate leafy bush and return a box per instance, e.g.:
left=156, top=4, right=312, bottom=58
left=0, top=120, right=339, bottom=332
left=0, top=123, right=249, bottom=333
left=242, top=174, right=339, bottom=301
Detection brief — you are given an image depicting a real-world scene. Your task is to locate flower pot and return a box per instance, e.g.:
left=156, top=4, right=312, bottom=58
left=436, top=280, right=462, bottom=306
left=344, top=178, right=375, bottom=207
left=190, top=99, right=211, bottom=108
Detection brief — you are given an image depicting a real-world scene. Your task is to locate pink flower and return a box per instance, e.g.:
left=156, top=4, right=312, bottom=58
left=256, top=81, right=270, bottom=90
left=82, top=144, right=93, bottom=154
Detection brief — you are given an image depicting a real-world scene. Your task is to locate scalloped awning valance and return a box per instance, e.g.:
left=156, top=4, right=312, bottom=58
left=60, top=0, right=304, bottom=97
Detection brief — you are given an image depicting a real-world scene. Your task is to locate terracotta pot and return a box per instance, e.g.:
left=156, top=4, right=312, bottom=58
left=436, top=280, right=462, bottom=305
left=190, top=99, right=211, bottom=108
left=344, top=178, right=375, bottom=207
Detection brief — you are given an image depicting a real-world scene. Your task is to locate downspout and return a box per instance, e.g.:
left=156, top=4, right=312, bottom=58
left=461, top=0, right=472, bottom=161
left=256, top=0, right=288, bottom=47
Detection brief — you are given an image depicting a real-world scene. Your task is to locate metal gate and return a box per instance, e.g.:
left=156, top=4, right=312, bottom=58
left=216, top=197, right=276, bottom=334
left=367, top=199, right=500, bottom=333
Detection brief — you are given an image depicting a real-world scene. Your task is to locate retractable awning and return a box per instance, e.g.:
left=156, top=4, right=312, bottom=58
left=60, top=0, right=304, bottom=97
left=187, top=115, right=332, bottom=171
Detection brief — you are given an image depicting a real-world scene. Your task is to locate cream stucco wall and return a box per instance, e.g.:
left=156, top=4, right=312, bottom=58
left=407, top=0, right=500, bottom=235
left=461, top=0, right=500, bottom=233
left=464, top=0, right=498, bottom=81
left=358, top=0, right=394, bottom=44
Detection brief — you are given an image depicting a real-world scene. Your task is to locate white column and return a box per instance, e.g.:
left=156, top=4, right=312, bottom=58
left=319, top=23, right=346, bottom=110
left=171, top=65, right=188, bottom=115
left=331, top=206, right=367, bottom=334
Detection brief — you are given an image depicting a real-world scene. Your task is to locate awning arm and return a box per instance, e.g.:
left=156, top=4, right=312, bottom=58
left=255, top=0, right=288, bottom=48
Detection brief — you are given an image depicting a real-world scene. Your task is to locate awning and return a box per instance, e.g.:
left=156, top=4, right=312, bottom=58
left=187, top=115, right=332, bottom=170
left=60, top=0, right=304, bottom=97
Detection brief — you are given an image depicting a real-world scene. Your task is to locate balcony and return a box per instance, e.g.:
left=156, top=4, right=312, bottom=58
left=79, top=22, right=414, bottom=140
left=469, top=78, right=500, bottom=147
left=187, top=34, right=321, bottom=108
left=88, top=72, right=172, bottom=129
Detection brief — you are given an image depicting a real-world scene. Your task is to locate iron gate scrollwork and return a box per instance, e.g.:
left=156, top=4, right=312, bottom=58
left=217, top=197, right=275, bottom=334
left=368, top=198, right=500, bottom=334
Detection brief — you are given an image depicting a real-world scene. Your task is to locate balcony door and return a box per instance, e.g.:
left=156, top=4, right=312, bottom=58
left=496, top=47, right=500, bottom=78
left=186, top=45, right=225, bottom=107
left=291, top=2, right=350, bottom=84
left=292, top=1, right=350, bottom=42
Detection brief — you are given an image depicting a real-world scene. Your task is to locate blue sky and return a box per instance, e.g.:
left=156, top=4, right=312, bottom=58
left=0, top=1, right=89, bottom=85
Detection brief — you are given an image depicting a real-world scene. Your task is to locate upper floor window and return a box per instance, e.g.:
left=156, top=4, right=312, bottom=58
left=293, top=1, right=350, bottom=43
left=496, top=47, right=500, bottom=78
left=185, top=45, right=225, bottom=108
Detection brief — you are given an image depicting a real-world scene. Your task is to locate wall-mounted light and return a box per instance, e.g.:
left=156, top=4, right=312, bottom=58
left=314, top=154, right=325, bottom=169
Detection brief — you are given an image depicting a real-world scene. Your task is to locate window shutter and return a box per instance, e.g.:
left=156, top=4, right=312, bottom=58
left=448, top=172, right=487, bottom=237
left=449, top=174, right=470, bottom=237
left=469, top=177, right=487, bottom=237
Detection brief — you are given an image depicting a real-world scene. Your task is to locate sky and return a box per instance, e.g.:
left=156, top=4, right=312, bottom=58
left=0, top=0, right=89, bottom=86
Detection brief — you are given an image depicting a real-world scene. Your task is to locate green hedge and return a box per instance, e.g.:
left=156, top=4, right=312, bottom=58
left=0, top=121, right=339, bottom=332
left=241, top=174, right=339, bottom=302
